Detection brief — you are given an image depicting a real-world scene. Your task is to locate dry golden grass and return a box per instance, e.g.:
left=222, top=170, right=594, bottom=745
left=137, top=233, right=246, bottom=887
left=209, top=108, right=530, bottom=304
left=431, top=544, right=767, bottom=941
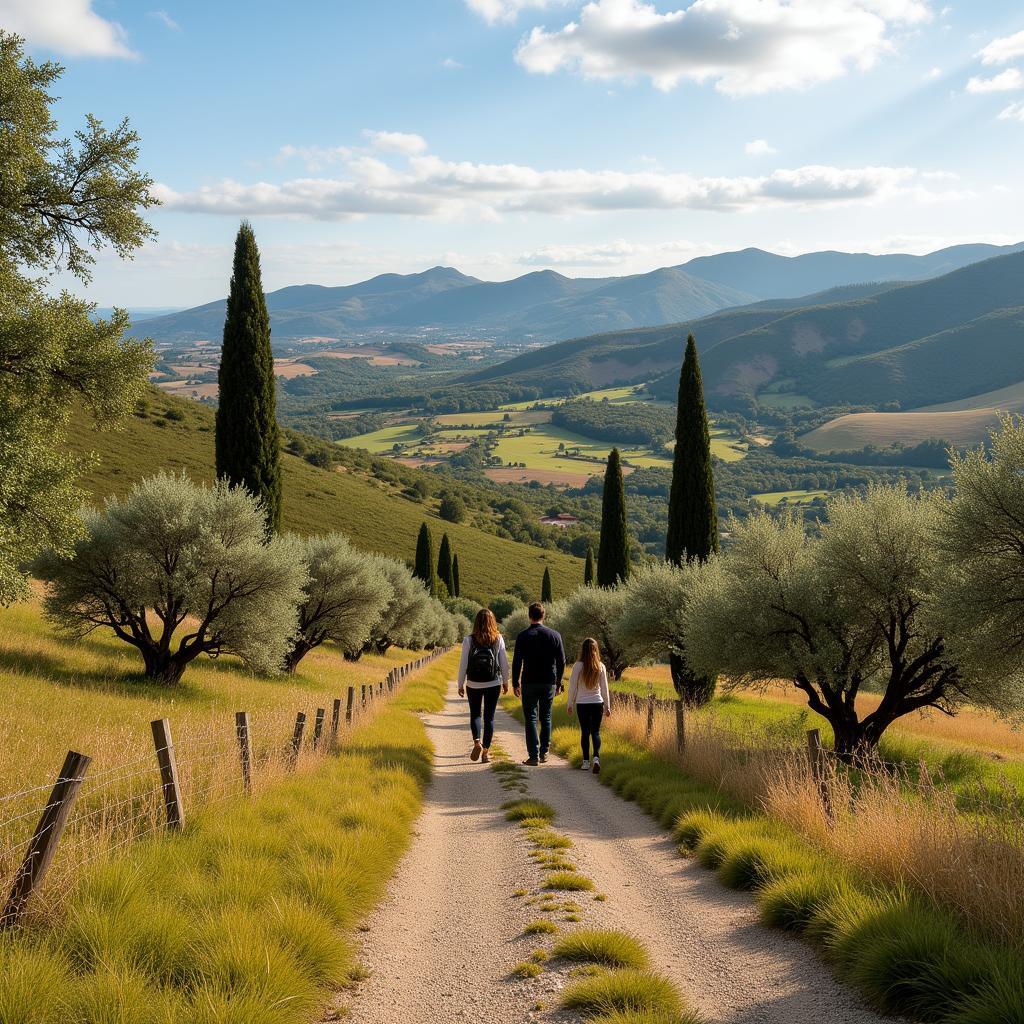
left=0, top=597, right=436, bottom=922
left=607, top=695, right=1024, bottom=948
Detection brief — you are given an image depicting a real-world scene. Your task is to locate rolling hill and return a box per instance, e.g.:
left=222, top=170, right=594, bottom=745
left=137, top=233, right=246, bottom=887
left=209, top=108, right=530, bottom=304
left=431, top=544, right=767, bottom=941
left=129, top=241, right=1021, bottom=346
left=67, top=390, right=582, bottom=601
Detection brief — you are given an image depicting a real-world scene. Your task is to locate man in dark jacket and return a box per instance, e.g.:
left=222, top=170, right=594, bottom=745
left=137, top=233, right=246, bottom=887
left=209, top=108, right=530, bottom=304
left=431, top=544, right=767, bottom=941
left=512, top=602, right=566, bottom=765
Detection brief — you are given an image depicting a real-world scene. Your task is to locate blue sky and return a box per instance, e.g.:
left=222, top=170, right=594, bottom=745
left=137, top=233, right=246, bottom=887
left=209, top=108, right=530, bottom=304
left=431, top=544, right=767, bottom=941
left=4, top=0, right=1023, bottom=305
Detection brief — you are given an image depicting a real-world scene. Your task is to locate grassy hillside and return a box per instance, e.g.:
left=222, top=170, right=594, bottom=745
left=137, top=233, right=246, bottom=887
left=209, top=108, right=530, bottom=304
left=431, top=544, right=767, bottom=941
left=799, top=408, right=1006, bottom=452
left=68, top=391, right=582, bottom=601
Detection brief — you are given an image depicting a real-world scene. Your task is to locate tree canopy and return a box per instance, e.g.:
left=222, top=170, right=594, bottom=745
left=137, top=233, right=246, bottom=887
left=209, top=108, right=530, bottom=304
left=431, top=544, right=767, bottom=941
left=597, top=448, right=630, bottom=587
left=0, top=32, right=157, bottom=602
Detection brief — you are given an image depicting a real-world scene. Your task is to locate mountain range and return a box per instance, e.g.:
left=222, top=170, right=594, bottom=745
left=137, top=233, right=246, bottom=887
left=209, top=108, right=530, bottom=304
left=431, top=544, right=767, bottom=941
left=128, top=241, right=1024, bottom=346
left=456, top=249, right=1024, bottom=413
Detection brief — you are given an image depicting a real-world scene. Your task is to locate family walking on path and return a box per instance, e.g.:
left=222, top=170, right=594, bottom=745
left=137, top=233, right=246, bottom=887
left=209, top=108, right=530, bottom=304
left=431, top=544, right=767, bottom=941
left=457, top=603, right=611, bottom=770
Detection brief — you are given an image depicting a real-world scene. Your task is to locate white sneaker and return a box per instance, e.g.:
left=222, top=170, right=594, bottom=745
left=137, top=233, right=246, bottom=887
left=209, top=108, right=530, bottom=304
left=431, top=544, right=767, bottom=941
left=580, top=760, right=591, bottom=770
left=592, top=758, right=601, bottom=775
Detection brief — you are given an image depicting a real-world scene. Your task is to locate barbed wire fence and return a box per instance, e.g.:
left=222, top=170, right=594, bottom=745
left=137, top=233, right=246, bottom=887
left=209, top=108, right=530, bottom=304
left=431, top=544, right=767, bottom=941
left=615, top=688, right=1024, bottom=950
left=0, top=648, right=449, bottom=930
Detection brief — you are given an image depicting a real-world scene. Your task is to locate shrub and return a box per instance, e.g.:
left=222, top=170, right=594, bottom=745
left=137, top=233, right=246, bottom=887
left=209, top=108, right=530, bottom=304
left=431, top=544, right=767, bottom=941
left=438, top=495, right=466, bottom=523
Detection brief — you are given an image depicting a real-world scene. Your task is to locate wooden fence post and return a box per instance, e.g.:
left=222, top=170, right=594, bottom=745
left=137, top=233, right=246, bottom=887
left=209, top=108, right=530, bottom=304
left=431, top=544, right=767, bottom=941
left=151, top=718, right=184, bottom=831
left=806, top=729, right=832, bottom=820
left=235, top=711, right=253, bottom=793
left=675, top=699, right=686, bottom=755
left=330, top=699, right=341, bottom=744
left=1, top=749, right=91, bottom=929
left=346, top=687, right=355, bottom=725
left=361, top=684, right=367, bottom=707
left=645, top=693, right=655, bottom=742
left=312, top=708, right=325, bottom=750
left=290, top=712, right=307, bottom=768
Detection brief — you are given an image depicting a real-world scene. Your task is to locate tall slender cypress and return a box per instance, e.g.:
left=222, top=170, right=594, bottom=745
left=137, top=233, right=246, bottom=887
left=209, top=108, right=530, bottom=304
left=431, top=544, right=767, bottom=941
left=414, top=522, right=436, bottom=594
left=666, top=333, right=719, bottom=705
left=437, top=533, right=454, bottom=597
left=541, top=567, right=553, bottom=603
left=215, top=221, right=282, bottom=531
left=597, top=448, right=630, bottom=587
left=452, top=553, right=461, bottom=598
left=584, top=546, right=595, bottom=586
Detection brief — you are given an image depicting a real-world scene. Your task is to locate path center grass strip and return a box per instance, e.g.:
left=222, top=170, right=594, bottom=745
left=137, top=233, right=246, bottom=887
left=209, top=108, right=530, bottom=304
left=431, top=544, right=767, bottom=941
left=0, top=656, right=454, bottom=1024
left=501, top=696, right=1024, bottom=1024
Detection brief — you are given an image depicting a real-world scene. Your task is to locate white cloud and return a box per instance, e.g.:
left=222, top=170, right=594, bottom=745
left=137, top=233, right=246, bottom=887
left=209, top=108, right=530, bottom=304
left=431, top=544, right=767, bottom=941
left=363, top=130, right=429, bottom=155
left=441, top=57, right=464, bottom=68
left=517, top=239, right=704, bottom=266
left=148, top=9, right=180, bottom=31
left=157, top=144, right=954, bottom=221
left=923, top=65, right=941, bottom=80
left=465, top=0, right=571, bottom=24
left=0, top=0, right=135, bottom=58
left=978, top=30, right=1024, bottom=66
left=745, top=139, right=778, bottom=155
left=515, top=0, right=932, bottom=95
left=998, top=101, right=1024, bottom=123
left=966, top=68, right=1024, bottom=93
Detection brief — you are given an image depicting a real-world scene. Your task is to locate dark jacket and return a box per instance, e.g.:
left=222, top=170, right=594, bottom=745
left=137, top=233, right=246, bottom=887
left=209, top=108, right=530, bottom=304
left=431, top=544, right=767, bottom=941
left=512, top=622, right=566, bottom=690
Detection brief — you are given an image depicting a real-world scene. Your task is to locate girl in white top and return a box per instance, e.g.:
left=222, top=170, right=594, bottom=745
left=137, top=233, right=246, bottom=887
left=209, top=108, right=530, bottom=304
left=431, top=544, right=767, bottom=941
left=566, top=637, right=611, bottom=774
left=457, top=608, right=511, bottom=764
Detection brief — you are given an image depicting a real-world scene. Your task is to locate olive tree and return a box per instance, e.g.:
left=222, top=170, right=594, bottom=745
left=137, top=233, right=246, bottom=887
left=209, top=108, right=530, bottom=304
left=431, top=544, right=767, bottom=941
left=615, top=561, right=693, bottom=667
left=685, top=488, right=973, bottom=758
left=285, top=534, right=393, bottom=672
left=364, top=555, right=434, bottom=654
left=932, top=416, right=1024, bottom=714
left=37, top=474, right=307, bottom=684
left=558, top=587, right=630, bottom=679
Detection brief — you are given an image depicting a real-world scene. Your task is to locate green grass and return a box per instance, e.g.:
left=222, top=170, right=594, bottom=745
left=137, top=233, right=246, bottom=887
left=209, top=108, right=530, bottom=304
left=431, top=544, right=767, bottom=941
left=338, top=422, right=424, bottom=452
left=510, top=960, right=544, bottom=978
left=0, top=668, right=448, bottom=1024
left=544, top=871, right=594, bottom=892
left=561, top=969, right=688, bottom=1019
left=553, top=929, right=650, bottom=970
left=502, top=798, right=556, bottom=822
left=70, top=391, right=581, bottom=601
left=524, top=919, right=559, bottom=935
left=752, top=489, right=831, bottom=506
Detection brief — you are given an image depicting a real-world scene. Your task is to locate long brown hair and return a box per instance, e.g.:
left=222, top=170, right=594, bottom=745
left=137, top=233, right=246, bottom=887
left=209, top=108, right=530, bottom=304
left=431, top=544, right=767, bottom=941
left=579, top=637, right=602, bottom=689
left=472, top=608, right=500, bottom=647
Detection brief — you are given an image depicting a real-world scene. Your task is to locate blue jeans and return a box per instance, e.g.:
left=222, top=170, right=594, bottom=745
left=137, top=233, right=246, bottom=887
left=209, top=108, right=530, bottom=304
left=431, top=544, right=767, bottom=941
left=521, top=685, right=556, bottom=760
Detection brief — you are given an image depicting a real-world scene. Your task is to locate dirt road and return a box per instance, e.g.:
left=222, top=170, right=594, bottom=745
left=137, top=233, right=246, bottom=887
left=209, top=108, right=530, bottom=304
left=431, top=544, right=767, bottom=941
left=338, top=682, right=892, bottom=1024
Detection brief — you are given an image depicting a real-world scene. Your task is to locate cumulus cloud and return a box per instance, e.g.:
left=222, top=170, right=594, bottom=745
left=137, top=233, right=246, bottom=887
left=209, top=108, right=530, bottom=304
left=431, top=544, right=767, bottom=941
left=745, top=139, right=778, bottom=155
left=966, top=68, right=1024, bottom=94
left=515, top=0, right=932, bottom=95
left=277, top=144, right=353, bottom=172
left=0, top=0, right=135, bottom=57
left=998, top=101, right=1024, bottom=123
left=517, top=239, right=703, bottom=266
left=978, top=30, right=1024, bottom=66
left=441, top=57, right=464, bottom=68
left=465, top=0, right=571, bottom=24
left=363, top=130, right=429, bottom=155
left=157, top=143, right=953, bottom=221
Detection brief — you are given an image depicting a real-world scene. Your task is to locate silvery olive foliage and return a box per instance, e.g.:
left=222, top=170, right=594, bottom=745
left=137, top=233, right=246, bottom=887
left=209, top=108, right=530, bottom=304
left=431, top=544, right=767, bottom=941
left=37, top=474, right=307, bottom=684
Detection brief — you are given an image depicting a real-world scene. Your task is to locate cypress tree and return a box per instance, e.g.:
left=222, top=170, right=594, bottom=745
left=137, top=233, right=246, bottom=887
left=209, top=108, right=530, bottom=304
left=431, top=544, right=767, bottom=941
left=666, top=333, right=719, bottom=705
left=452, top=552, right=461, bottom=598
left=541, top=567, right=553, bottom=603
left=414, top=522, right=436, bottom=594
left=597, top=449, right=630, bottom=587
left=437, top=533, right=454, bottom=597
left=215, top=221, right=282, bottom=532
left=584, top=546, right=595, bottom=586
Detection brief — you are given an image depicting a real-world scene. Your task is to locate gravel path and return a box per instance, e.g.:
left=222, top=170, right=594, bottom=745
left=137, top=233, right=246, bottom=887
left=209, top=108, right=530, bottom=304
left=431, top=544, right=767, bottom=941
left=337, top=681, right=894, bottom=1024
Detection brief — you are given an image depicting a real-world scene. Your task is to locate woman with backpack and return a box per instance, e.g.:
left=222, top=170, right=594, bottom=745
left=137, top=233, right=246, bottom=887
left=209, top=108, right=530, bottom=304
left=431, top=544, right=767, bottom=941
left=457, top=608, right=511, bottom=763
left=566, top=637, right=611, bottom=774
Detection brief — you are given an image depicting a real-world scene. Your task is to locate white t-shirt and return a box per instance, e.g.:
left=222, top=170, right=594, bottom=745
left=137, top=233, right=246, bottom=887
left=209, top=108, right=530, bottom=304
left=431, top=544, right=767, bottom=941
left=567, top=662, right=611, bottom=707
left=457, top=634, right=511, bottom=689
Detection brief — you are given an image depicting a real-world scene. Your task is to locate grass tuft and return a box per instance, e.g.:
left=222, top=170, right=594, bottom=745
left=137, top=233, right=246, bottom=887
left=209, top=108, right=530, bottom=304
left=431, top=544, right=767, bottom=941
left=553, top=929, right=650, bottom=970
left=510, top=960, right=544, bottom=979
left=544, top=871, right=594, bottom=892
left=502, top=798, right=555, bottom=822
left=523, top=919, right=559, bottom=936
left=561, top=969, right=683, bottom=1017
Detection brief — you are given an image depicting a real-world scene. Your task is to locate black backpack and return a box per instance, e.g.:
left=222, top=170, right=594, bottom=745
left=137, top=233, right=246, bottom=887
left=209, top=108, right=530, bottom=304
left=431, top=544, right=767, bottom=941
left=466, top=639, right=498, bottom=682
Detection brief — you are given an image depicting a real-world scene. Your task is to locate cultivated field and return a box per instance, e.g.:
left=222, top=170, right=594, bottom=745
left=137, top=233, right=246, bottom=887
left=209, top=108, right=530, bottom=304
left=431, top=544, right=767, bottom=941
left=800, top=408, right=1007, bottom=451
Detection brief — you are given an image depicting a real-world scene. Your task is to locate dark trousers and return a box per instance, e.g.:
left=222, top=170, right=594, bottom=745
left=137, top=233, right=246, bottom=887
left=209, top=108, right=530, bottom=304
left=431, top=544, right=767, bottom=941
left=521, top=685, right=555, bottom=760
left=466, top=685, right=501, bottom=747
left=577, top=703, right=604, bottom=760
